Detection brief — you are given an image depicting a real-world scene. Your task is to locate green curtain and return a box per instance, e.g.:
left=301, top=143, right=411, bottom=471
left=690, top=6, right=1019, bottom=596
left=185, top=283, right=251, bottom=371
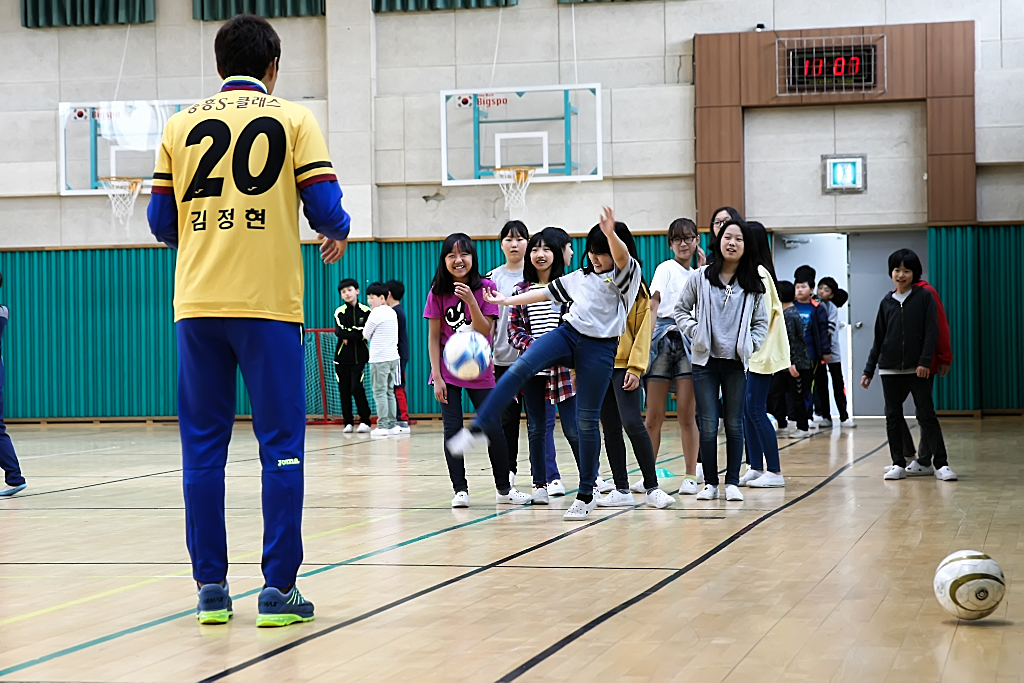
left=193, top=0, right=324, bottom=21
left=928, top=225, right=1024, bottom=412
left=373, top=0, right=515, bottom=13
left=21, top=0, right=154, bottom=27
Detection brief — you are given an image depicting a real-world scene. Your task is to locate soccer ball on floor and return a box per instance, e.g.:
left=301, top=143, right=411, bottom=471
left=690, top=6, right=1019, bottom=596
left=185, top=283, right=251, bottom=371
left=933, top=549, right=1005, bottom=620
left=443, top=330, right=492, bottom=381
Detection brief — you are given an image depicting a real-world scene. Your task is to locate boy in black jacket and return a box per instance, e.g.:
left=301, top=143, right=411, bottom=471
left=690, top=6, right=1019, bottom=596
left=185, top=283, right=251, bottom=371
left=335, top=279, right=372, bottom=433
left=861, top=249, right=956, bottom=481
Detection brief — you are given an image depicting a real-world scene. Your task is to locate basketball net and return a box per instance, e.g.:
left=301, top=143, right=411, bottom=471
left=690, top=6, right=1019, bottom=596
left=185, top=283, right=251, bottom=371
left=100, top=176, right=143, bottom=232
left=494, top=166, right=534, bottom=220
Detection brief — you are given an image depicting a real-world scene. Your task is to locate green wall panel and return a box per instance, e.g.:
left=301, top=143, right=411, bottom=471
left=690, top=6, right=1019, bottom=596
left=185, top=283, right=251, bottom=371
left=978, top=227, right=1024, bottom=410
left=0, top=231, right=715, bottom=420
left=928, top=227, right=980, bottom=412
left=928, top=225, right=1024, bottom=412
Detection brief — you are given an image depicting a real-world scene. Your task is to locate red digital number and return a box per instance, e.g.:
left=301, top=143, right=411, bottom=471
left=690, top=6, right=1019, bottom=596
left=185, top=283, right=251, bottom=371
left=813, top=58, right=824, bottom=76
left=849, top=56, right=861, bottom=74
left=804, top=59, right=810, bottom=76
left=833, top=57, right=845, bottom=76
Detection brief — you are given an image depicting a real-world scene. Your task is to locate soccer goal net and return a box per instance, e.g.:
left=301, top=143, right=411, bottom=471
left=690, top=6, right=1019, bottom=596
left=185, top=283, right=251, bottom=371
left=304, top=328, right=377, bottom=424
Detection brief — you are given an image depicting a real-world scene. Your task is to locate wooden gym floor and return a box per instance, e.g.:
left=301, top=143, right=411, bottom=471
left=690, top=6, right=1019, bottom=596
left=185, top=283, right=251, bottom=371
left=0, top=417, right=1022, bottom=682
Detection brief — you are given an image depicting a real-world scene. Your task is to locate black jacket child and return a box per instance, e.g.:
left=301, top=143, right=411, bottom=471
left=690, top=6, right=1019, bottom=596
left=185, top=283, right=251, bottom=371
left=862, top=286, right=938, bottom=378
left=334, top=301, right=371, bottom=366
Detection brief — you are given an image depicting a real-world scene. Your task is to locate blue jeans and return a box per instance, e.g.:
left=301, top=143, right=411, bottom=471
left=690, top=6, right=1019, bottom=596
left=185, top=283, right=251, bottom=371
left=744, top=371, right=780, bottom=473
left=692, top=357, right=747, bottom=487
left=0, top=385, right=25, bottom=487
left=544, top=402, right=563, bottom=481
left=177, top=318, right=305, bottom=589
left=523, top=377, right=578, bottom=486
left=474, top=324, right=617, bottom=498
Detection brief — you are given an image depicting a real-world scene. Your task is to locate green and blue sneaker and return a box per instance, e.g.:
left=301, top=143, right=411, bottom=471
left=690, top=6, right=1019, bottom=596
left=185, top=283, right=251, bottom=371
left=196, top=583, right=233, bottom=625
left=256, top=585, right=315, bottom=628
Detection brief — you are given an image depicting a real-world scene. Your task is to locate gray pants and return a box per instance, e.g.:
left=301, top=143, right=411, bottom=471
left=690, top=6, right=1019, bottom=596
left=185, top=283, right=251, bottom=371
left=369, top=360, right=400, bottom=430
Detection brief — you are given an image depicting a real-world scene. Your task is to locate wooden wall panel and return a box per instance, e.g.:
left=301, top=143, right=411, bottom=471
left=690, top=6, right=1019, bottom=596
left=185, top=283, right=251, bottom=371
left=928, top=154, right=976, bottom=223
left=927, top=22, right=975, bottom=98
left=740, top=30, right=783, bottom=107
left=696, top=162, right=744, bottom=227
left=928, top=97, right=976, bottom=155
left=695, top=107, right=743, bottom=163
left=694, top=33, right=741, bottom=108
left=865, top=22, right=927, bottom=101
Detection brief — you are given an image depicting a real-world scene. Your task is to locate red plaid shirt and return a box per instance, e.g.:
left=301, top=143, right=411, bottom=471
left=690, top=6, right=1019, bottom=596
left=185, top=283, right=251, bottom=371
left=508, top=282, right=575, bottom=404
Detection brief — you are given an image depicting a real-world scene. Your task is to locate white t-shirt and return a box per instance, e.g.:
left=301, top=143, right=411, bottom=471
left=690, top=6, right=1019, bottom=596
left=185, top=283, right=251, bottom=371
left=651, top=259, right=695, bottom=317
left=546, top=258, right=642, bottom=338
left=488, top=265, right=524, bottom=366
left=363, top=304, right=400, bottom=363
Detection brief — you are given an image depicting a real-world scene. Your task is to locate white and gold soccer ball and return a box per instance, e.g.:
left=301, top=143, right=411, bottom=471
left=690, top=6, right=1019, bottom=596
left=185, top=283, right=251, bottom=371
left=443, top=330, right=492, bottom=381
left=933, top=550, right=1005, bottom=620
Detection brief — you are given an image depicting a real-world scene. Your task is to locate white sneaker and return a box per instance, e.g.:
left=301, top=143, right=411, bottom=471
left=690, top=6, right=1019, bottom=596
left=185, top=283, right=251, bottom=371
left=821, top=418, right=834, bottom=428
left=738, top=468, right=763, bottom=486
left=841, top=418, right=857, bottom=428
left=532, top=486, right=549, bottom=505
left=356, top=423, right=371, bottom=434
left=595, top=477, right=615, bottom=494
left=451, top=491, right=470, bottom=508
left=596, top=490, right=635, bottom=507
left=905, top=460, right=934, bottom=477
left=446, top=428, right=488, bottom=458
left=389, top=425, right=410, bottom=435
left=696, top=463, right=705, bottom=485
left=496, top=488, right=532, bottom=505
left=548, top=479, right=566, bottom=496
left=343, top=424, right=353, bottom=434
left=725, top=484, right=744, bottom=501
left=677, top=476, right=700, bottom=495
left=935, top=466, right=958, bottom=481
left=884, top=465, right=907, bottom=480
left=645, top=489, right=675, bottom=509
left=789, top=429, right=811, bottom=438
left=509, top=472, right=515, bottom=487
left=629, top=479, right=646, bottom=494
left=695, top=484, right=718, bottom=500
left=748, top=471, right=785, bottom=488
left=563, top=497, right=598, bottom=521
left=813, top=414, right=824, bottom=424
left=370, top=427, right=389, bottom=438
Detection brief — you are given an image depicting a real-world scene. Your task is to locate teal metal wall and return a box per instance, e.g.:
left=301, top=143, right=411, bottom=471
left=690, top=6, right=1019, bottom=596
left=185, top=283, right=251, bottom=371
left=928, top=225, right=1024, bottom=412
left=0, top=232, right=705, bottom=419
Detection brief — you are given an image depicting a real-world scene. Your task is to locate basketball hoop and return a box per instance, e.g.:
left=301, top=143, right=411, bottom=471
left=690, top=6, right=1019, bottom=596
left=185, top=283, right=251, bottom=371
left=99, top=176, right=143, bottom=230
left=494, top=166, right=535, bottom=216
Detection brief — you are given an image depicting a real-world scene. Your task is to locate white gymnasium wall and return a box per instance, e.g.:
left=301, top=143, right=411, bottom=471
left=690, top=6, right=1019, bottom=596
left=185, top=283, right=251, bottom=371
left=0, top=0, right=1022, bottom=248
left=744, top=103, right=928, bottom=231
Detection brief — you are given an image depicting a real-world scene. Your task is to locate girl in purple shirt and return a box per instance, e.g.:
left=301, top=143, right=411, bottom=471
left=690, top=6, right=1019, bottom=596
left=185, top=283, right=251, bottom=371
left=424, top=233, right=532, bottom=508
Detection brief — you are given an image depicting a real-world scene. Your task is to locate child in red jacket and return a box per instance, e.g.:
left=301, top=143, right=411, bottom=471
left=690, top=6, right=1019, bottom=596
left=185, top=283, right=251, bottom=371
left=900, top=279, right=953, bottom=459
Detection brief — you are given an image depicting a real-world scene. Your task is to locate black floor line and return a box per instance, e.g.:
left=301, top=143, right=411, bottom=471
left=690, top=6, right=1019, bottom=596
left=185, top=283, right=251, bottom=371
left=197, top=507, right=637, bottom=683
left=494, top=441, right=888, bottom=682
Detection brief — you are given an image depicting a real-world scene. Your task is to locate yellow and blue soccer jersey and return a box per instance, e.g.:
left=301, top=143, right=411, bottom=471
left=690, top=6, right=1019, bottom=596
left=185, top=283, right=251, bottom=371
left=148, top=76, right=350, bottom=323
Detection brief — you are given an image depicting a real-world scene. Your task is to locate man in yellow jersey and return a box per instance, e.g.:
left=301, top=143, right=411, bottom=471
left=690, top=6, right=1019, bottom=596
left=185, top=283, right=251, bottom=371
left=147, top=15, right=349, bottom=628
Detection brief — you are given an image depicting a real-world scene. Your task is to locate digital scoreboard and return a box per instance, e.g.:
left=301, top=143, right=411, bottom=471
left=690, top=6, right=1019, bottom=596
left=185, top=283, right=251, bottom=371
left=785, top=45, right=878, bottom=93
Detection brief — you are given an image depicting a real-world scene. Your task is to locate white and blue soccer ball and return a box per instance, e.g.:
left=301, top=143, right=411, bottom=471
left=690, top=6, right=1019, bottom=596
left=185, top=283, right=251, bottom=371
left=443, top=330, right=492, bottom=381
left=933, top=550, right=1005, bottom=620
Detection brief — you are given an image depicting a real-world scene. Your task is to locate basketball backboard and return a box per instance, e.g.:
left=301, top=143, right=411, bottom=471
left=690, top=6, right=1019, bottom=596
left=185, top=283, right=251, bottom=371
left=440, top=84, right=603, bottom=187
left=58, top=100, right=191, bottom=195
